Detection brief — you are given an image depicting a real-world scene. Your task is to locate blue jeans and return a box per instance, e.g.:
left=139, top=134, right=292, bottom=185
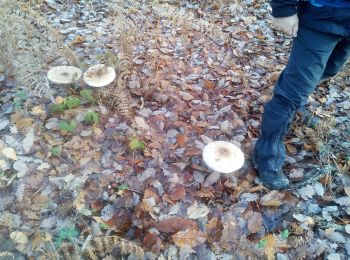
left=255, top=4, right=350, bottom=173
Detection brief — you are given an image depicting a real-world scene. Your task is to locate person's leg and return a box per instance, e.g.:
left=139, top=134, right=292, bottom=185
left=254, top=27, right=342, bottom=190
left=321, top=37, right=350, bottom=80
left=274, top=27, right=342, bottom=106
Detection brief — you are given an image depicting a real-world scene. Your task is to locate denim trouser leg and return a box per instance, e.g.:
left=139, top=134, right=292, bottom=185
left=274, top=27, right=342, bottom=106
left=255, top=95, right=297, bottom=172
left=255, top=27, right=348, bottom=176
left=322, top=37, right=350, bottom=79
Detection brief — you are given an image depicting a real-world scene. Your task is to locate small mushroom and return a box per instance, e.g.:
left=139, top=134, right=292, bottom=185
left=202, top=141, right=244, bottom=174
left=83, top=64, right=116, bottom=88
left=47, top=65, right=82, bottom=84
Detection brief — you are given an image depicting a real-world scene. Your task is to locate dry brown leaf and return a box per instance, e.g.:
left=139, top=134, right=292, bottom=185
left=144, top=188, right=161, bottom=204
left=31, top=232, right=52, bottom=250
left=260, top=190, right=284, bottom=207
left=172, top=229, right=207, bottom=249
left=14, top=118, right=34, bottom=129
left=169, top=185, right=186, bottom=201
left=176, top=135, right=187, bottom=147
left=73, top=191, right=87, bottom=211
left=90, top=200, right=104, bottom=211
left=286, top=143, right=297, bottom=155
left=206, top=217, right=223, bottom=243
left=30, top=105, right=45, bottom=116
left=156, top=217, right=198, bottom=233
left=30, top=195, right=49, bottom=211
left=71, top=35, right=85, bottom=45
left=265, top=234, right=276, bottom=260
left=203, top=80, right=215, bottom=89
left=247, top=212, right=263, bottom=233
left=143, top=233, right=163, bottom=254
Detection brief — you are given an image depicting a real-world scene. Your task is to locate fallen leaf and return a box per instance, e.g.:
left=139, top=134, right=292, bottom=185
left=156, top=217, right=198, bottom=233
left=345, top=224, right=350, bottom=235
left=172, top=229, right=207, bottom=249
left=314, top=182, right=324, bottom=197
left=0, top=159, right=7, bottom=170
left=143, top=233, right=163, bottom=254
left=297, top=185, right=315, bottom=200
left=187, top=203, right=210, bottom=219
left=90, top=200, right=104, bottom=211
left=71, top=35, right=85, bottom=44
left=220, top=214, right=239, bottom=250
left=1, top=147, right=18, bottom=160
left=293, top=213, right=314, bottom=225
left=73, top=191, right=87, bottom=211
left=176, top=135, right=187, bottom=147
left=247, top=211, right=263, bottom=233
left=10, top=231, right=28, bottom=244
left=203, top=79, right=215, bottom=89
left=260, top=190, right=284, bottom=207
left=206, top=217, right=223, bottom=243
left=22, top=127, right=35, bottom=153
left=170, top=185, right=186, bottom=201
left=14, top=118, right=33, bottom=129
left=135, top=116, right=150, bottom=131
left=144, top=188, right=161, bottom=204
left=286, top=144, right=297, bottom=155
left=289, top=168, right=304, bottom=179
left=204, top=171, right=221, bottom=187
left=180, top=91, right=194, bottom=101
left=31, top=106, right=45, bottom=116
left=334, top=197, right=350, bottom=206
left=265, top=234, right=276, bottom=260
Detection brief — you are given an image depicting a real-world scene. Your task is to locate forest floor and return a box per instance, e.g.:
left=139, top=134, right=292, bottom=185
left=0, top=0, right=350, bottom=259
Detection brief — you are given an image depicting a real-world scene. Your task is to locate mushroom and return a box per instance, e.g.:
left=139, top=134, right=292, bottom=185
left=202, top=141, right=244, bottom=174
left=83, top=64, right=116, bottom=87
left=47, top=65, right=82, bottom=84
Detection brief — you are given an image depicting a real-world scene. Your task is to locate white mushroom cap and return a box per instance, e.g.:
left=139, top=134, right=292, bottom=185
left=47, top=66, right=82, bottom=84
left=202, top=141, right=244, bottom=174
left=83, top=64, right=116, bottom=87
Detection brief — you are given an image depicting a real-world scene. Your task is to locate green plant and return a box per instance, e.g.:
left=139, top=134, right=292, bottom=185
left=84, top=111, right=99, bottom=124
left=129, top=137, right=145, bottom=151
left=117, top=184, right=129, bottom=191
left=14, top=89, right=27, bottom=110
left=50, top=103, right=65, bottom=113
left=99, top=223, right=109, bottom=230
left=50, top=96, right=81, bottom=114
left=58, top=120, right=77, bottom=133
left=49, top=146, right=62, bottom=156
left=63, top=96, right=81, bottom=110
left=97, top=50, right=118, bottom=67
left=54, top=226, right=79, bottom=248
left=80, top=89, right=96, bottom=104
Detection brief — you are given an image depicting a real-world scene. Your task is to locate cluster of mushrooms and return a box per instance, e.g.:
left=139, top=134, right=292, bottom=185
left=47, top=64, right=116, bottom=88
left=47, top=65, right=245, bottom=178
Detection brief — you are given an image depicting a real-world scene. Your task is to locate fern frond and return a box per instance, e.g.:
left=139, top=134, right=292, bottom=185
left=0, top=0, right=78, bottom=101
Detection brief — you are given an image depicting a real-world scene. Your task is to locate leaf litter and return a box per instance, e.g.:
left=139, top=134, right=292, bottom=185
left=0, top=0, right=350, bottom=259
